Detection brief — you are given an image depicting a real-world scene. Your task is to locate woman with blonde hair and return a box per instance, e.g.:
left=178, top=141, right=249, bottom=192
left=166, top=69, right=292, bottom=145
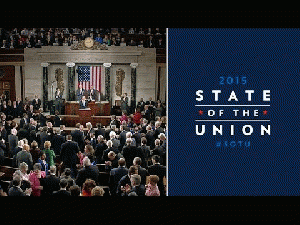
left=43, top=141, right=56, bottom=167
left=91, top=186, right=105, bottom=196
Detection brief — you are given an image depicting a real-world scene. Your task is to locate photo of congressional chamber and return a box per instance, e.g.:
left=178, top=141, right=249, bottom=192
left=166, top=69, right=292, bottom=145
left=0, top=28, right=166, bottom=196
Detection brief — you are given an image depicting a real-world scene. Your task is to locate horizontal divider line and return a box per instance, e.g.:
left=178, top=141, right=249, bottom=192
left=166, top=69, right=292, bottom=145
left=195, top=105, right=271, bottom=107
left=195, top=120, right=271, bottom=122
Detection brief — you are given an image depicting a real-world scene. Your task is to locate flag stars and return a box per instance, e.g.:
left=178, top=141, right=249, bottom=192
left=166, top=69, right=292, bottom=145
left=198, top=110, right=204, bottom=115
left=263, top=110, right=268, bottom=115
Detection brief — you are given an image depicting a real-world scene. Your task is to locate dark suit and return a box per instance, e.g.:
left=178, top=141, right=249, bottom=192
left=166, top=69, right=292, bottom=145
left=95, top=142, right=107, bottom=164
left=111, top=138, right=120, bottom=153
left=71, top=129, right=85, bottom=151
left=54, top=91, right=62, bottom=114
left=53, top=115, right=61, bottom=127
left=32, top=98, right=41, bottom=110
left=79, top=100, right=88, bottom=109
left=16, top=101, right=24, bottom=117
left=52, top=189, right=71, bottom=196
left=137, top=100, right=145, bottom=111
left=95, top=127, right=105, bottom=139
left=109, top=166, right=128, bottom=195
left=122, top=145, right=138, bottom=168
left=146, top=130, right=155, bottom=150
left=148, top=163, right=166, bottom=196
left=20, top=117, right=29, bottom=129
left=52, top=134, right=65, bottom=155
left=76, top=88, right=85, bottom=101
left=38, top=113, right=47, bottom=127
left=127, top=185, right=146, bottom=196
left=137, top=166, right=149, bottom=185
left=75, top=165, right=99, bottom=187
left=8, top=134, right=18, bottom=155
left=41, top=174, right=60, bottom=196
left=60, top=141, right=80, bottom=177
left=88, top=89, right=98, bottom=101
left=116, top=174, right=131, bottom=196
left=119, top=130, right=127, bottom=149
left=8, top=186, right=28, bottom=196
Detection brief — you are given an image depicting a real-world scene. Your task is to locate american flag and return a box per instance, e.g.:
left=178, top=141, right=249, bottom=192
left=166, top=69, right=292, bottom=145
left=78, top=66, right=101, bottom=91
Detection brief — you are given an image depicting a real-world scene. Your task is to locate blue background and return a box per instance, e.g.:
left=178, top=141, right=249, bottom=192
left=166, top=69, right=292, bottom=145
left=168, top=29, right=300, bottom=195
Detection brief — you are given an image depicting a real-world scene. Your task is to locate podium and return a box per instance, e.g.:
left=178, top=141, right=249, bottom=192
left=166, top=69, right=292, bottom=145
left=78, top=108, right=92, bottom=117
left=78, top=108, right=92, bottom=124
left=65, top=101, right=110, bottom=116
left=62, top=101, right=111, bottom=127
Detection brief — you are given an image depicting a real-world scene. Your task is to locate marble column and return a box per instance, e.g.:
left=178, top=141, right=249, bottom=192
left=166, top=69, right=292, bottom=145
left=41, top=62, right=49, bottom=111
left=130, top=63, right=138, bottom=110
left=103, top=63, right=112, bottom=102
left=66, top=62, right=76, bottom=101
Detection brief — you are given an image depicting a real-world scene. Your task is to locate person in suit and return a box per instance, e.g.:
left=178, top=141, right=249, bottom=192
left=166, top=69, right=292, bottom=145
left=11, top=101, right=18, bottom=119
left=79, top=96, right=88, bottom=109
left=88, top=85, right=98, bottom=101
left=8, top=175, right=32, bottom=196
left=85, top=122, right=95, bottom=141
left=53, top=111, right=61, bottom=128
left=122, top=138, right=138, bottom=168
left=109, top=131, right=120, bottom=154
left=71, top=123, right=85, bottom=152
left=75, top=157, right=99, bottom=188
left=145, top=125, right=155, bottom=150
left=52, top=178, right=71, bottom=196
left=37, top=109, right=47, bottom=127
left=38, top=126, right=49, bottom=150
left=41, top=166, right=60, bottom=196
left=120, top=93, right=129, bottom=114
left=122, top=174, right=145, bottom=196
left=133, top=157, right=149, bottom=185
left=16, top=98, right=24, bottom=118
left=117, top=166, right=138, bottom=196
left=52, top=129, right=65, bottom=156
left=147, top=155, right=166, bottom=196
left=104, top=151, right=119, bottom=172
left=76, top=84, right=85, bottom=101
left=119, top=125, right=127, bottom=150
left=54, top=88, right=62, bottom=114
left=109, top=115, right=119, bottom=129
left=95, top=123, right=105, bottom=139
left=60, top=135, right=80, bottom=178
left=32, top=95, right=41, bottom=111
left=15, top=144, right=33, bottom=171
left=109, top=158, right=128, bottom=196
left=8, top=128, right=18, bottom=156
left=151, top=139, right=164, bottom=165
left=59, top=168, right=75, bottom=191
left=94, top=135, right=107, bottom=164
left=20, top=113, right=29, bottom=129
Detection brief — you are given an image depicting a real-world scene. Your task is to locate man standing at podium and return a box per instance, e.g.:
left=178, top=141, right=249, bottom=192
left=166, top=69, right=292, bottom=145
left=79, top=96, right=88, bottom=109
left=76, top=84, right=85, bottom=101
